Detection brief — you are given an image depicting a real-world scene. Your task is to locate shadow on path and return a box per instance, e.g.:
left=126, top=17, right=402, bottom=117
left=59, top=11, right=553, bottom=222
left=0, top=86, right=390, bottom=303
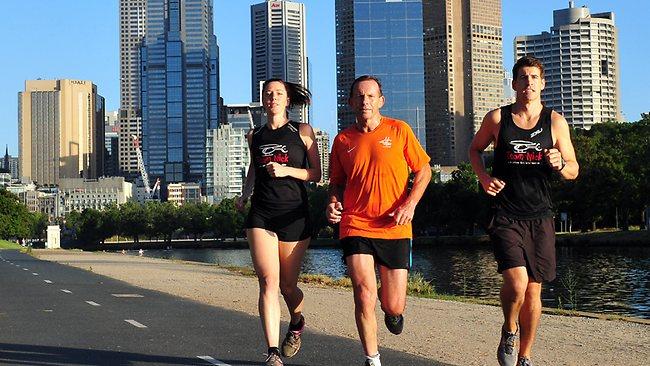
left=0, top=342, right=259, bottom=366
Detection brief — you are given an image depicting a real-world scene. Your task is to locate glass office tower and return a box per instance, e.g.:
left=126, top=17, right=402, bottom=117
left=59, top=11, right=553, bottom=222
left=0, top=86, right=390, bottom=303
left=335, top=0, right=425, bottom=146
left=141, top=0, right=219, bottom=185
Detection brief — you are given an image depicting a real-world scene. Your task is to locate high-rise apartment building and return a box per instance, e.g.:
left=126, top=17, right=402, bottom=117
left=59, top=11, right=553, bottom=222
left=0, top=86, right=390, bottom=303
left=423, top=0, right=503, bottom=165
left=222, top=104, right=256, bottom=130
left=206, top=123, right=250, bottom=201
left=335, top=0, right=426, bottom=144
left=313, top=128, right=329, bottom=183
left=118, top=0, right=146, bottom=176
left=18, top=80, right=105, bottom=185
left=514, top=1, right=620, bottom=128
left=6, top=155, right=19, bottom=180
left=503, top=69, right=516, bottom=105
left=140, top=0, right=220, bottom=185
left=251, top=0, right=308, bottom=124
left=105, top=111, right=120, bottom=177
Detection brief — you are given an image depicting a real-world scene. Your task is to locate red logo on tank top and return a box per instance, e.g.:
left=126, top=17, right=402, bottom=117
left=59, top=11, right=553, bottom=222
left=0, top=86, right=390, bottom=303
left=257, top=143, right=289, bottom=166
left=507, top=140, right=543, bottom=165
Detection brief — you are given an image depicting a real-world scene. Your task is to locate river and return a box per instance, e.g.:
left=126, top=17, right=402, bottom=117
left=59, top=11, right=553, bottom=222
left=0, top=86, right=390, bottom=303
left=131, top=245, right=649, bottom=319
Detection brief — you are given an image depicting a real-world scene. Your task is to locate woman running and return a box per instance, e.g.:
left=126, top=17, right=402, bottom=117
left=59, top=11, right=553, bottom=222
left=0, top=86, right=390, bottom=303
left=237, top=78, right=321, bottom=366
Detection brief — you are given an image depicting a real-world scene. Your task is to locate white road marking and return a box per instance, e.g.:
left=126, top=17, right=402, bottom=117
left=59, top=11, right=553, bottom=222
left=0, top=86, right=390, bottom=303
left=197, top=356, right=231, bottom=365
left=111, top=294, right=144, bottom=298
left=61, top=289, right=72, bottom=294
left=85, top=301, right=101, bottom=307
left=44, top=280, right=53, bottom=284
left=124, top=319, right=147, bottom=328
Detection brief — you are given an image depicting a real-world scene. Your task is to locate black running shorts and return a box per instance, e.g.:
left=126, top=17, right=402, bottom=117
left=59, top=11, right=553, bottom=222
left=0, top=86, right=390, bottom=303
left=341, top=236, right=412, bottom=270
left=245, top=205, right=312, bottom=242
left=487, top=215, right=556, bottom=283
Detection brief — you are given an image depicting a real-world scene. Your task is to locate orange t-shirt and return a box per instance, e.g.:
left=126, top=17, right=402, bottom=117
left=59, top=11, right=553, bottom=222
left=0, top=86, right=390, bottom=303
left=329, top=117, right=430, bottom=239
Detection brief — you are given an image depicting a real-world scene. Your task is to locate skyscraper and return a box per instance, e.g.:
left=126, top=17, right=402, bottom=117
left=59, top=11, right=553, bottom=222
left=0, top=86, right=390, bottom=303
left=251, top=0, right=308, bottom=123
left=118, top=0, right=146, bottom=177
left=18, top=80, right=105, bottom=185
left=105, top=111, right=120, bottom=177
left=335, top=0, right=426, bottom=144
left=3, top=146, right=9, bottom=173
left=515, top=1, right=621, bottom=129
left=423, top=0, right=503, bottom=165
left=140, top=0, right=220, bottom=185
left=313, top=128, right=330, bottom=183
left=206, top=123, right=250, bottom=201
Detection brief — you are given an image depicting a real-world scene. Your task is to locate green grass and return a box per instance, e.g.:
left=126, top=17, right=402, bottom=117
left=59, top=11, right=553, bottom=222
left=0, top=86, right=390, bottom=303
left=0, top=240, right=24, bottom=250
left=220, top=265, right=490, bottom=304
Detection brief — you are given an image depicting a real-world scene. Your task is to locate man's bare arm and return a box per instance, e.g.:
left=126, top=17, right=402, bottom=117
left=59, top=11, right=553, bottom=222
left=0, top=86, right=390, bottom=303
left=547, top=111, right=579, bottom=180
left=469, top=109, right=506, bottom=196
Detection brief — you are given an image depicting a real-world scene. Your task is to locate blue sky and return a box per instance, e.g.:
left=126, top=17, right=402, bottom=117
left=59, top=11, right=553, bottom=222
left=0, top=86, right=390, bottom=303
left=1, top=0, right=648, bottom=156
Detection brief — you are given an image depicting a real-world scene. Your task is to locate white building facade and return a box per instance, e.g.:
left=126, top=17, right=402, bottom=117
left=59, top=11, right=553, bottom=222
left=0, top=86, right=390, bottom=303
left=514, top=1, right=621, bottom=128
left=206, top=124, right=250, bottom=202
left=58, top=177, right=132, bottom=216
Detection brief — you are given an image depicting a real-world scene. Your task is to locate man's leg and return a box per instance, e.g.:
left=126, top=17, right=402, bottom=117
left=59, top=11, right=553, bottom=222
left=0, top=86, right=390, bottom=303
left=378, top=265, right=408, bottom=316
left=519, top=281, right=542, bottom=359
left=500, top=266, right=529, bottom=332
left=346, top=254, right=379, bottom=357
left=497, top=266, right=529, bottom=365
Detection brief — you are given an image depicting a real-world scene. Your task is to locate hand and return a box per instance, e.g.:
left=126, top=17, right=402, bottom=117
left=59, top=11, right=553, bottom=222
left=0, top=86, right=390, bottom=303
left=266, top=162, right=289, bottom=178
left=544, top=148, right=564, bottom=171
left=479, top=176, right=506, bottom=196
left=326, top=202, right=343, bottom=224
left=389, top=201, right=416, bottom=226
left=235, top=196, right=248, bottom=212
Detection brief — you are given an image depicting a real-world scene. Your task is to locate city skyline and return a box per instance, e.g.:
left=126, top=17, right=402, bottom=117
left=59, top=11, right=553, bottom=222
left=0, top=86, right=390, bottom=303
left=1, top=0, right=648, bottom=156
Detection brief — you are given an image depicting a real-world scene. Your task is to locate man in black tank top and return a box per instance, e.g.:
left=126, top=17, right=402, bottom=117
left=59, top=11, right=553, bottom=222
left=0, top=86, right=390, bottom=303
left=469, top=56, right=579, bottom=366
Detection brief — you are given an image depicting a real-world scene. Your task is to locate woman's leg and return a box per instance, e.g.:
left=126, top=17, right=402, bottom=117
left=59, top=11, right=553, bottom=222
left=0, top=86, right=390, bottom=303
left=278, top=237, right=310, bottom=323
left=248, top=228, right=281, bottom=348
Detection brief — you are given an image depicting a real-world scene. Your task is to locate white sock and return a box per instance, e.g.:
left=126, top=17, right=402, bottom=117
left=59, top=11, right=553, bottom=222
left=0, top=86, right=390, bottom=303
left=366, top=353, right=381, bottom=366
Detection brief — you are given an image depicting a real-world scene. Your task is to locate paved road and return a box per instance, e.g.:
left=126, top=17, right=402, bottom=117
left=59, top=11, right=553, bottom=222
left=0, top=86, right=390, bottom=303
left=0, top=250, right=444, bottom=366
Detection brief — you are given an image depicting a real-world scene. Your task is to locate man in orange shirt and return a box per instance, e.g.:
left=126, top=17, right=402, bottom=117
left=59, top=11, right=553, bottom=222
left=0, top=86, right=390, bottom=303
left=327, top=75, right=431, bottom=366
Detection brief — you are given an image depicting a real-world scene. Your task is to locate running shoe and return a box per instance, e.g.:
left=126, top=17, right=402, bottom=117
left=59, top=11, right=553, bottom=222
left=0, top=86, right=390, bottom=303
left=265, top=352, right=283, bottom=366
left=518, top=357, right=533, bottom=366
left=364, top=358, right=380, bottom=366
left=384, top=314, right=404, bottom=335
left=497, top=326, right=518, bottom=366
left=281, top=315, right=304, bottom=358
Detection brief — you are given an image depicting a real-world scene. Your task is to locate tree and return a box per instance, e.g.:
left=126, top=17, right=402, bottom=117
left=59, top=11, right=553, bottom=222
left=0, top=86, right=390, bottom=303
left=147, top=201, right=180, bottom=244
left=0, top=189, right=36, bottom=239
left=30, top=212, right=49, bottom=239
left=97, top=204, right=119, bottom=244
left=118, top=201, right=149, bottom=243
left=76, top=208, right=104, bottom=246
left=178, top=203, right=212, bottom=241
left=211, top=198, right=245, bottom=240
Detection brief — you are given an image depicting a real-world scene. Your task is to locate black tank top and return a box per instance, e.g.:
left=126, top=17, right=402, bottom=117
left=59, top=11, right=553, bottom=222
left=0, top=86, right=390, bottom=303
left=250, top=121, right=308, bottom=210
left=492, top=104, right=554, bottom=219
